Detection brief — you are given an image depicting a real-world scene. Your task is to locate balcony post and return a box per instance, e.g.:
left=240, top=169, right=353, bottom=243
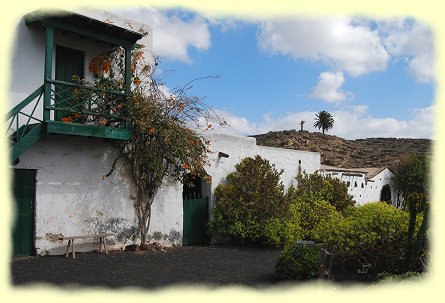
left=124, top=46, right=133, bottom=129
left=43, top=26, right=54, bottom=122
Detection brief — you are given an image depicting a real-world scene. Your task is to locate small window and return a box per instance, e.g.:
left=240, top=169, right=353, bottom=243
left=354, top=181, right=357, bottom=187
left=347, top=181, right=350, bottom=187
left=361, top=183, right=364, bottom=188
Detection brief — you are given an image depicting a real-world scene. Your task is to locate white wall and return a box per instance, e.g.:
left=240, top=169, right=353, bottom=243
left=367, top=169, right=397, bottom=206
left=320, top=168, right=397, bottom=206
left=14, top=134, right=182, bottom=255
left=203, top=132, right=321, bottom=209
left=13, top=132, right=320, bottom=255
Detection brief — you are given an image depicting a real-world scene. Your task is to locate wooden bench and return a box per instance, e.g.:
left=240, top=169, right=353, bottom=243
left=58, top=233, right=114, bottom=258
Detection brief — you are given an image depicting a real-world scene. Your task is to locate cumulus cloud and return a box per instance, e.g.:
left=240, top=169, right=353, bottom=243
left=208, top=110, right=258, bottom=136
left=378, top=19, right=435, bottom=83
left=113, top=8, right=211, bottom=62
left=210, top=106, right=434, bottom=139
left=257, top=17, right=389, bottom=77
left=308, top=71, right=352, bottom=103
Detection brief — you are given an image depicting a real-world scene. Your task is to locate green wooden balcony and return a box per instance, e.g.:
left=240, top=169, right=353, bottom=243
left=6, top=10, right=143, bottom=163
left=6, top=81, right=132, bottom=163
left=44, top=79, right=131, bottom=140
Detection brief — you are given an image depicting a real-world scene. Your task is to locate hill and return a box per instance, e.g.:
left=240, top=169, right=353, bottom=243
left=252, top=130, right=432, bottom=170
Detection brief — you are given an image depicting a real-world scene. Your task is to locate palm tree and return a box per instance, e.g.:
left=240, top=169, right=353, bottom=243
left=313, top=111, right=334, bottom=134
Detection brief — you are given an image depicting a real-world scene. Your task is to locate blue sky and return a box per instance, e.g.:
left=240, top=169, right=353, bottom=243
left=113, top=8, right=435, bottom=139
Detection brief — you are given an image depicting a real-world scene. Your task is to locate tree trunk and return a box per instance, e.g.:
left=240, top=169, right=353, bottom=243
left=138, top=195, right=153, bottom=244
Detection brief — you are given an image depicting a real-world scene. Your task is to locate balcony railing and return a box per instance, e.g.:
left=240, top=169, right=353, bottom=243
left=46, top=79, right=128, bottom=129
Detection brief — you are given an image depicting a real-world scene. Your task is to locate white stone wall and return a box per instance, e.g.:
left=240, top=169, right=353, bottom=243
left=14, top=135, right=183, bottom=255
left=321, top=168, right=397, bottom=206
left=13, top=132, right=321, bottom=255
left=367, top=169, right=397, bottom=206
left=203, top=132, right=321, bottom=209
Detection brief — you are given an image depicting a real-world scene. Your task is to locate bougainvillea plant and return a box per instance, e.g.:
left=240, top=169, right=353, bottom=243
left=78, top=40, right=225, bottom=243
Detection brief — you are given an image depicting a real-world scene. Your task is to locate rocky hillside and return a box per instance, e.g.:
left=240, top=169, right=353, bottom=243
left=252, top=130, right=432, bottom=170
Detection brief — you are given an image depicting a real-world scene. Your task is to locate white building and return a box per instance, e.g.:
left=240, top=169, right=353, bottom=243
left=7, top=9, right=321, bottom=256
left=318, top=165, right=397, bottom=206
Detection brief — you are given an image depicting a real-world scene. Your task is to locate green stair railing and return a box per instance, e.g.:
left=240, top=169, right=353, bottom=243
left=6, top=85, right=45, bottom=162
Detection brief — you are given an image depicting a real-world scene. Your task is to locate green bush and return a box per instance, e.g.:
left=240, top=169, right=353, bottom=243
left=313, top=202, right=413, bottom=272
left=263, top=204, right=302, bottom=247
left=275, top=243, right=320, bottom=280
left=210, top=155, right=293, bottom=245
left=286, top=185, right=342, bottom=239
left=295, top=173, right=356, bottom=213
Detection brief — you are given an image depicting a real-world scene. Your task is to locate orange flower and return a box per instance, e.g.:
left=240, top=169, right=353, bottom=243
left=149, top=127, right=155, bottom=135
left=99, top=119, right=108, bottom=126
left=182, top=163, right=190, bottom=169
left=178, top=103, right=185, bottom=110
left=103, top=61, right=111, bottom=73
left=134, top=77, right=141, bottom=86
left=116, top=103, right=124, bottom=110
left=61, top=116, right=73, bottom=123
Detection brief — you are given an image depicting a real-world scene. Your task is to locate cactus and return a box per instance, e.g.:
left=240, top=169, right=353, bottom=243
left=402, top=193, right=428, bottom=272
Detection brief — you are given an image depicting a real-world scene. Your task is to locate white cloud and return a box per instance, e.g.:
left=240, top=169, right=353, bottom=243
left=379, top=20, right=435, bottom=83
left=113, top=8, right=211, bottom=62
left=308, top=71, right=352, bottom=103
left=257, top=17, right=389, bottom=77
left=210, top=106, right=434, bottom=139
left=209, top=110, right=258, bottom=135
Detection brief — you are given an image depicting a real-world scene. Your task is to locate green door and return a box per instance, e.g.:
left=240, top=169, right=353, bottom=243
left=183, top=195, right=210, bottom=245
left=55, top=45, right=85, bottom=120
left=12, top=169, right=36, bottom=257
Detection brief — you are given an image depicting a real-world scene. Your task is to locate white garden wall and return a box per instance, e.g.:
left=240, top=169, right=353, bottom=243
left=320, top=168, right=397, bottom=206
left=14, top=134, right=183, bottom=255
left=12, top=132, right=321, bottom=255
left=203, top=132, right=321, bottom=209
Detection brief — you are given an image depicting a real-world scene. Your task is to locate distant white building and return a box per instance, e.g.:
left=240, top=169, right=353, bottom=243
left=318, top=165, right=397, bottom=206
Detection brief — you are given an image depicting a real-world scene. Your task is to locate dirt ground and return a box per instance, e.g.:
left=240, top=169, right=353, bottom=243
left=11, top=245, right=374, bottom=290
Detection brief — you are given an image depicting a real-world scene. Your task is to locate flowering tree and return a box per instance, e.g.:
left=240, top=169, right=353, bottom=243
left=82, top=45, right=224, bottom=244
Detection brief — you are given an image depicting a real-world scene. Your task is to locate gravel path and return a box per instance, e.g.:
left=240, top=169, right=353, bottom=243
left=11, top=245, right=283, bottom=290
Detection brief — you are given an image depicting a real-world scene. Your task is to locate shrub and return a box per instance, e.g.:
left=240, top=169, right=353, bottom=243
left=275, top=243, right=320, bottom=280
left=263, top=205, right=302, bottom=247
left=210, top=156, right=291, bottom=245
left=313, top=202, right=413, bottom=272
left=286, top=185, right=342, bottom=239
left=295, top=174, right=356, bottom=213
